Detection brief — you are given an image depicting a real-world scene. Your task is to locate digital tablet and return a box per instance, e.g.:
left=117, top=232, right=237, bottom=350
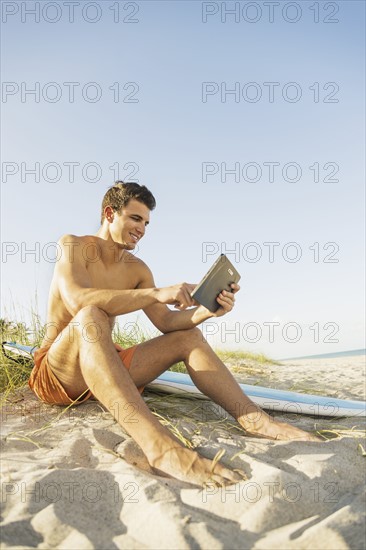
left=191, top=254, right=241, bottom=312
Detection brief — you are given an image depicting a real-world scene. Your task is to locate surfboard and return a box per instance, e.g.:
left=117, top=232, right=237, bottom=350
left=2, top=342, right=365, bottom=418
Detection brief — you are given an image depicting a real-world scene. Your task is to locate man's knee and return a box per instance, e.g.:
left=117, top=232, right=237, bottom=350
left=187, top=327, right=204, bottom=341
left=74, top=305, right=109, bottom=323
left=73, top=305, right=110, bottom=342
left=175, top=327, right=205, bottom=353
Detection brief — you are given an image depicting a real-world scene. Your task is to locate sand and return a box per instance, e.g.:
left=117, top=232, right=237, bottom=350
left=1, top=354, right=365, bottom=549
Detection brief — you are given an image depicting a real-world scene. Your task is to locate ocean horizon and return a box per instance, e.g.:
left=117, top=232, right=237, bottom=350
left=279, top=348, right=366, bottom=361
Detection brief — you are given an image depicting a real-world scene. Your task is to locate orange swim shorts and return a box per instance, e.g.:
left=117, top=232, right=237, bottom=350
left=28, top=342, right=141, bottom=406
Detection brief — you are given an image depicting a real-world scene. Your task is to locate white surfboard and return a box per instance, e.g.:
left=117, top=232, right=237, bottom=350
left=3, top=342, right=365, bottom=418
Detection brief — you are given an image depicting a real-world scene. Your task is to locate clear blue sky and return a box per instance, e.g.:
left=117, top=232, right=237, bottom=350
left=1, top=0, right=365, bottom=359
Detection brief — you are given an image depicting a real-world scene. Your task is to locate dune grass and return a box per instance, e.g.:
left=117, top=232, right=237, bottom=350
left=1, top=318, right=37, bottom=398
left=216, top=349, right=279, bottom=365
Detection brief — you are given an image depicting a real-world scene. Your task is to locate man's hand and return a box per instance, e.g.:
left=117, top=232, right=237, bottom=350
left=156, top=283, right=197, bottom=310
left=212, top=283, right=240, bottom=318
left=155, top=281, right=240, bottom=317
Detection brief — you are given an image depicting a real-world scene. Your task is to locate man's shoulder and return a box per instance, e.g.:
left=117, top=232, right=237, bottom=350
left=124, top=254, right=154, bottom=286
left=58, top=234, right=99, bottom=248
left=123, top=252, right=151, bottom=272
left=58, top=233, right=84, bottom=245
left=56, top=235, right=97, bottom=264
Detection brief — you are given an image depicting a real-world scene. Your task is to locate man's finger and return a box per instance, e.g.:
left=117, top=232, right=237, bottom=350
left=178, top=283, right=196, bottom=307
left=222, top=290, right=235, bottom=301
left=181, top=288, right=194, bottom=307
left=185, top=283, right=197, bottom=293
left=218, top=293, right=234, bottom=306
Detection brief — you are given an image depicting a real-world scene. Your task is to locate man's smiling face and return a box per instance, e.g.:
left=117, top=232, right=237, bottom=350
left=110, top=199, right=151, bottom=249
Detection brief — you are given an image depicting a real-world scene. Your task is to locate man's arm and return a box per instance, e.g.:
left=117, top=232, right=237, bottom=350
left=144, top=298, right=214, bottom=333
left=140, top=266, right=239, bottom=333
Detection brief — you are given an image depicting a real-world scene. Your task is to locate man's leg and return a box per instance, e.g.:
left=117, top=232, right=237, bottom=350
left=128, top=327, right=318, bottom=441
left=45, top=306, right=242, bottom=486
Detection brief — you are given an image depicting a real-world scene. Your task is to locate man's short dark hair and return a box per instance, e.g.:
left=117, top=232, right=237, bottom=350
left=100, top=181, right=156, bottom=224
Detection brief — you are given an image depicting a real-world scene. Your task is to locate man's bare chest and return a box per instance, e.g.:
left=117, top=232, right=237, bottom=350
left=86, top=260, right=140, bottom=290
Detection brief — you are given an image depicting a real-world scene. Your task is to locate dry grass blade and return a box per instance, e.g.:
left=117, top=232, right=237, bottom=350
left=232, top=468, right=248, bottom=481
left=210, top=448, right=226, bottom=473
left=316, top=427, right=366, bottom=440
left=6, top=434, right=44, bottom=449
left=357, top=443, right=366, bottom=456
left=6, top=388, right=91, bottom=441
left=230, top=449, right=247, bottom=461
left=151, top=410, right=194, bottom=449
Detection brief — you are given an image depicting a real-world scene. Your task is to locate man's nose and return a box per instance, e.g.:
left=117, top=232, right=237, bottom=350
left=136, top=223, right=145, bottom=236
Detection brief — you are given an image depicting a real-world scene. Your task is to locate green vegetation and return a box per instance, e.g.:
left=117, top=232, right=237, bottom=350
left=216, top=349, right=279, bottom=365
left=1, top=317, right=39, bottom=398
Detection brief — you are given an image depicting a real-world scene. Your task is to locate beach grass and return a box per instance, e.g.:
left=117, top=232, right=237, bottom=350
left=216, top=349, right=279, bottom=365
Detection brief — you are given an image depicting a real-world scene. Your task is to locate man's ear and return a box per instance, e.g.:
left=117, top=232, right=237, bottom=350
left=104, top=206, right=114, bottom=222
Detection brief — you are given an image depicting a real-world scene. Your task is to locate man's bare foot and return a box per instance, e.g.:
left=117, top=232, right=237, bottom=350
left=150, top=446, right=245, bottom=487
left=241, top=412, right=320, bottom=441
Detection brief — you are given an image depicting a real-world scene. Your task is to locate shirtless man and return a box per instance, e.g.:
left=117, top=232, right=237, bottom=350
left=29, top=182, right=317, bottom=487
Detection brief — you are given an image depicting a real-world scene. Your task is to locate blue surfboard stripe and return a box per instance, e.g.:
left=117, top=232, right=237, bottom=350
left=154, top=370, right=364, bottom=411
